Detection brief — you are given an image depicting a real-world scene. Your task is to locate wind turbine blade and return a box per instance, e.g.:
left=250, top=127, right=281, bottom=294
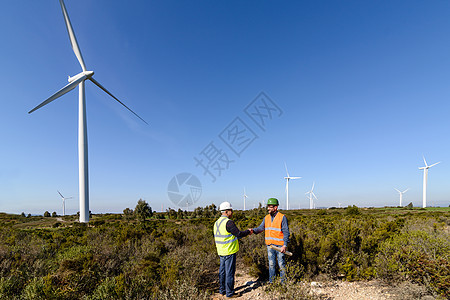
left=66, top=197, right=74, bottom=199
left=423, top=156, right=428, bottom=167
left=312, top=182, right=315, bottom=191
left=284, top=162, right=290, bottom=177
left=403, top=188, right=409, bottom=193
left=29, top=75, right=86, bottom=113
left=312, top=192, right=318, bottom=200
left=57, top=190, right=64, bottom=198
left=59, top=0, right=86, bottom=71
left=429, top=161, right=441, bottom=168
left=394, top=188, right=401, bottom=193
left=89, top=77, right=148, bottom=125
left=291, top=177, right=301, bottom=180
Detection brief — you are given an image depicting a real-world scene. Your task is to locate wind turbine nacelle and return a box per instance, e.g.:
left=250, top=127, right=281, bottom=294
left=68, top=71, right=94, bottom=83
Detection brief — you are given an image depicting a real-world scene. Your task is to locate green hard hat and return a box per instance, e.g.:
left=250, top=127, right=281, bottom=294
left=267, top=198, right=279, bottom=205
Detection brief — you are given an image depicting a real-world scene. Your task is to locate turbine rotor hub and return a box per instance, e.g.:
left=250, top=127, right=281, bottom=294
left=68, top=70, right=94, bottom=83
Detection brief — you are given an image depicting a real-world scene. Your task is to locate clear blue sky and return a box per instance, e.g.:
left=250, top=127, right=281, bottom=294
left=1, top=1, right=449, bottom=215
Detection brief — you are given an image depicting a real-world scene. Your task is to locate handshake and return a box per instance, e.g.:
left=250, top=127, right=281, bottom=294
left=247, top=228, right=254, bottom=235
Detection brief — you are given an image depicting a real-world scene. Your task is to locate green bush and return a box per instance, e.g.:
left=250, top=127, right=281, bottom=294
left=264, top=262, right=311, bottom=300
left=375, top=228, right=450, bottom=297
left=0, top=276, right=24, bottom=299
left=154, top=280, right=210, bottom=300
left=87, top=277, right=119, bottom=300
left=345, top=205, right=361, bottom=216
left=22, top=277, right=46, bottom=300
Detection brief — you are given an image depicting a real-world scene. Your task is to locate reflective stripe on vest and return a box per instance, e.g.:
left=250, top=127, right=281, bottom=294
left=214, top=216, right=239, bottom=255
left=264, top=212, right=284, bottom=246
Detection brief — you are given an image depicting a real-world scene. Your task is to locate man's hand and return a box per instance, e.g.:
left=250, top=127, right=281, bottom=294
left=248, top=228, right=254, bottom=235
left=280, top=245, right=287, bottom=253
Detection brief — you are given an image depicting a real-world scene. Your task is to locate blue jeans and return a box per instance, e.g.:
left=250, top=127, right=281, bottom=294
left=267, top=245, right=286, bottom=283
left=219, top=253, right=236, bottom=297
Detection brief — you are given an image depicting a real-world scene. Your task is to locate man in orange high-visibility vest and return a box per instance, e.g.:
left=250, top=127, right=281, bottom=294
left=252, top=198, right=289, bottom=283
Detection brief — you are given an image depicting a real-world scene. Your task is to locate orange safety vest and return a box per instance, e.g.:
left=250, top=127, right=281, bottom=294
left=264, top=212, right=284, bottom=246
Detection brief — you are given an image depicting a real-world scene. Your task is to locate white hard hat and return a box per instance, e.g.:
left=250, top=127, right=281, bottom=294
left=219, top=201, right=233, bottom=211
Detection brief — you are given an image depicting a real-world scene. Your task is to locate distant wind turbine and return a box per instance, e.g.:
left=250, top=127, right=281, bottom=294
left=243, top=187, right=248, bottom=210
left=57, top=190, right=73, bottom=216
left=284, top=163, right=301, bottom=210
left=29, top=0, right=147, bottom=223
left=394, top=188, right=409, bottom=207
left=418, top=156, right=440, bottom=208
left=305, top=182, right=318, bottom=209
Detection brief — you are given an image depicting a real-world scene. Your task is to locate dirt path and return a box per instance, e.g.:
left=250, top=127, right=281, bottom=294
left=210, top=264, right=435, bottom=300
left=210, top=264, right=266, bottom=300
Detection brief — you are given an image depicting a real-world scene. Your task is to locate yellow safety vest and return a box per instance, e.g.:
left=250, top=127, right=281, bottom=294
left=214, top=216, right=239, bottom=256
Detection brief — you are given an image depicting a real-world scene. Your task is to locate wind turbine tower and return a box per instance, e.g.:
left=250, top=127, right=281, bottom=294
left=284, top=163, right=301, bottom=210
left=418, top=156, right=440, bottom=208
left=305, top=182, right=318, bottom=209
left=394, top=188, right=409, bottom=207
left=58, top=190, right=73, bottom=216
left=243, top=187, right=248, bottom=210
left=29, top=0, right=147, bottom=223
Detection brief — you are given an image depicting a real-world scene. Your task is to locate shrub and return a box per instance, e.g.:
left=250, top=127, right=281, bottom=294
left=375, top=229, right=450, bottom=297
left=264, top=262, right=311, bottom=300
left=87, top=277, right=119, bottom=300
left=21, top=277, right=46, bottom=300
left=154, top=280, right=210, bottom=300
left=240, top=234, right=269, bottom=279
left=135, top=199, right=153, bottom=222
left=345, top=205, right=361, bottom=216
left=122, top=208, right=133, bottom=220
left=0, top=276, right=24, bottom=299
left=53, top=222, right=61, bottom=228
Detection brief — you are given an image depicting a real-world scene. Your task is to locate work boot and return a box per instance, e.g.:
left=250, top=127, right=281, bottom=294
left=226, top=292, right=241, bottom=298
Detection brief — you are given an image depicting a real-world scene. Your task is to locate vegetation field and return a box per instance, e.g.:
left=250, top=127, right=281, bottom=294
left=0, top=203, right=448, bottom=299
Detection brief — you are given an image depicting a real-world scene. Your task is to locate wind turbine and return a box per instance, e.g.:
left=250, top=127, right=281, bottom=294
left=243, top=187, right=248, bottom=210
left=394, top=188, right=409, bottom=207
left=58, top=190, right=73, bottom=216
left=418, top=156, right=440, bottom=208
left=29, top=0, right=147, bottom=223
left=305, top=182, right=318, bottom=209
left=284, top=163, right=301, bottom=210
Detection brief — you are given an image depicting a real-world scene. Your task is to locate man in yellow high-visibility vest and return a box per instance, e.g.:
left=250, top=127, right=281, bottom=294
left=252, top=198, right=289, bottom=283
left=214, top=201, right=253, bottom=298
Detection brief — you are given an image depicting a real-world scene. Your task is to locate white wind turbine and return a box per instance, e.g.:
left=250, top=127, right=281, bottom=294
left=305, top=182, right=318, bottom=209
left=58, top=190, right=73, bottom=216
left=29, top=0, right=147, bottom=223
left=394, top=188, right=409, bottom=207
left=284, top=163, right=301, bottom=210
left=419, top=156, right=440, bottom=208
left=243, top=187, right=248, bottom=210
